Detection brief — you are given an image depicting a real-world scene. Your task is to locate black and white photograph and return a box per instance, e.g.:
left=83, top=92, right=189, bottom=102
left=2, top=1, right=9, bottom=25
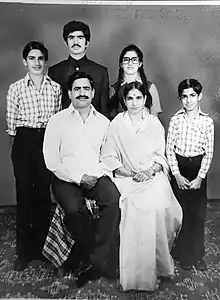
left=0, top=1, right=220, bottom=299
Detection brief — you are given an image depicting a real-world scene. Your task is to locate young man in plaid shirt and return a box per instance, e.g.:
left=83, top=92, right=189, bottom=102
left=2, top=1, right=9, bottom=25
left=166, top=78, right=214, bottom=272
left=6, top=41, right=62, bottom=271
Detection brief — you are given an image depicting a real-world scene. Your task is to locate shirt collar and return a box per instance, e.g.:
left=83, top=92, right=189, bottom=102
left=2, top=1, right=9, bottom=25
left=174, top=107, right=208, bottom=117
left=24, top=73, right=51, bottom=86
left=67, top=54, right=88, bottom=67
left=68, top=103, right=99, bottom=117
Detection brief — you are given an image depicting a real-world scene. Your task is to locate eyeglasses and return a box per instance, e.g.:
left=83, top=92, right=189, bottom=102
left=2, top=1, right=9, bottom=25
left=122, top=57, right=139, bottom=65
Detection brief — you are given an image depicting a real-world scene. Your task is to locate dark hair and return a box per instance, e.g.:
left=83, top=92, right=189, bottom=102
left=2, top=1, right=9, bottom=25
left=178, top=78, right=202, bottom=97
left=115, top=44, right=149, bottom=92
left=67, top=71, right=94, bottom=91
left=23, top=41, right=48, bottom=61
left=123, top=81, right=152, bottom=110
left=63, top=20, right=91, bottom=44
left=108, top=44, right=150, bottom=113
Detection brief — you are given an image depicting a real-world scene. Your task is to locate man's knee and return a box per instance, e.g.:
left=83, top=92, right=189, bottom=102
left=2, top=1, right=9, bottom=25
left=98, top=177, right=120, bottom=204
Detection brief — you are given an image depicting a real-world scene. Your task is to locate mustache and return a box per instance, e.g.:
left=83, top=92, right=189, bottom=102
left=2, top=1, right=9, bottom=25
left=76, top=95, right=89, bottom=100
left=72, top=44, right=81, bottom=48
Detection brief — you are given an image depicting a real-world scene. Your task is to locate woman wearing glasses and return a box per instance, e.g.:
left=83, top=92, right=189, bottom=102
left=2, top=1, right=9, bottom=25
left=108, top=44, right=162, bottom=120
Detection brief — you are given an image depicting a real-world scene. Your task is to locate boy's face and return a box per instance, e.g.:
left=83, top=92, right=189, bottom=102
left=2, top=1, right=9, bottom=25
left=67, top=31, right=88, bottom=57
left=180, top=88, right=202, bottom=113
left=23, top=49, right=46, bottom=76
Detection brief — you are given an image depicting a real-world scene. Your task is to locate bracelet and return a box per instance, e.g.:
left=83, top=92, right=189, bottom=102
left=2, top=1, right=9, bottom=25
left=130, top=170, right=136, bottom=178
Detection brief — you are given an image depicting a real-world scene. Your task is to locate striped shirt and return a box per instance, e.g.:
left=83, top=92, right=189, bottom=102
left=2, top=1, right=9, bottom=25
left=166, top=108, right=214, bottom=178
left=6, top=73, right=62, bottom=136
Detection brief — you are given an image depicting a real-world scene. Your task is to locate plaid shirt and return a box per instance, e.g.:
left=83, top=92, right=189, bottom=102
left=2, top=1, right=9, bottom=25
left=6, top=73, right=62, bottom=136
left=166, top=108, right=214, bottom=178
left=43, top=199, right=99, bottom=268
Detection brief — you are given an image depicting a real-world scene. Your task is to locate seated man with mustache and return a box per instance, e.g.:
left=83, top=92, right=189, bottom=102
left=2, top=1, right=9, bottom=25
left=48, top=20, right=109, bottom=117
left=43, top=71, right=120, bottom=287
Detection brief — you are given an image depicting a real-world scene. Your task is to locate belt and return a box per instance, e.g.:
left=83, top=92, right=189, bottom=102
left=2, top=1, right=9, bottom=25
left=16, top=127, right=45, bottom=133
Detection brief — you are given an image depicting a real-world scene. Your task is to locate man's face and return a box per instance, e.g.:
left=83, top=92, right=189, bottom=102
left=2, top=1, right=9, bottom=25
left=23, top=49, right=46, bottom=76
left=68, top=78, right=94, bottom=109
left=67, top=31, right=88, bottom=57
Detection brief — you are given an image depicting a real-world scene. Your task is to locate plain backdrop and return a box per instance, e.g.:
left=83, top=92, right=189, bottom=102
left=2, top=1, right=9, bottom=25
left=0, top=2, right=220, bottom=205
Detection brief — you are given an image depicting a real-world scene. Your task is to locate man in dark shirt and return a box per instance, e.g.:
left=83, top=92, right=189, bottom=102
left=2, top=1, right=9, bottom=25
left=49, top=20, right=109, bottom=117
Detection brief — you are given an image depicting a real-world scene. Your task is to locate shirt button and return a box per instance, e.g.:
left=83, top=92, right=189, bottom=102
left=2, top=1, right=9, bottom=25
left=76, top=66, right=79, bottom=71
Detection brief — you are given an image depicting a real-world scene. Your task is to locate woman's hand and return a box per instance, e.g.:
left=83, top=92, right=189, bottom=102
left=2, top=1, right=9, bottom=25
left=133, top=171, right=151, bottom=182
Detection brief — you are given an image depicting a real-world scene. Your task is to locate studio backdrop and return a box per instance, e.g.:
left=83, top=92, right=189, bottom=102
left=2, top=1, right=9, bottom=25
left=0, top=2, right=220, bottom=205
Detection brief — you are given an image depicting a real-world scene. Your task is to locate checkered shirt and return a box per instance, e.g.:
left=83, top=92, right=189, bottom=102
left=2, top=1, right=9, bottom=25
left=166, top=108, right=214, bottom=178
left=42, top=199, right=99, bottom=268
left=6, top=73, right=62, bottom=136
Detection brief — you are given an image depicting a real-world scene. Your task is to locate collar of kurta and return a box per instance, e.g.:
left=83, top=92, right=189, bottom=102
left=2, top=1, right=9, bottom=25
left=175, top=107, right=208, bottom=117
left=67, top=55, right=88, bottom=71
left=68, top=103, right=99, bottom=116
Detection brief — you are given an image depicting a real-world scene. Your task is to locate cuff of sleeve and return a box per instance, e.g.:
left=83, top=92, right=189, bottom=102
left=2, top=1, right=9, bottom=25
left=69, top=171, right=85, bottom=186
left=198, top=170, right=206, bottom=179
left=6, top=129, right=16, bottom=136
left=172, top=169, right=181, bottom=176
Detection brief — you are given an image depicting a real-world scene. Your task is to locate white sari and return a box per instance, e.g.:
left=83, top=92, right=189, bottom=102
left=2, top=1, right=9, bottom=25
left=101, top=111, right=182, bottom=291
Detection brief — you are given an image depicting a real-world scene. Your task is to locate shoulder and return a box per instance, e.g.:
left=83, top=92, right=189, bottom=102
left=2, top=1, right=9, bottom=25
left=170, top=109, right=184, bottom=121
left=149, top=82, right=158, bottom=92
left=49, top=59, right=68, bottom=71
left=109, top=112, right=124, bottom=128
left=200, top=113, right=214, bottom=126
left=148, top=114, right=165, bottom=132
left=47, top=76, right=61, bottom=90
left=147, top=80, right=153, bottom=89
left=7, top=77, right=26, bottom=94
left=48, top=108, right=69, bottom=123
left=95, top=110, right=110, bottom=126
left=87, top=58, right=108, bottom=72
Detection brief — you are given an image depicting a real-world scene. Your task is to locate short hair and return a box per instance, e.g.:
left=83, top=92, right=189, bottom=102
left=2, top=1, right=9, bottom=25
left=123, top=81, right=152, bottom=110
left=67, top=71, right=95, bottom=91
left=178, top=78, right=203, bottom=97
left=22, top=41, right=48, bottom=61
left=63, top=20, right=91, bottom=44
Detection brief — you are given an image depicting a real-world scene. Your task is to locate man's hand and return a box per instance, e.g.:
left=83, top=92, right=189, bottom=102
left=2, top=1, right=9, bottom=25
left=80, top=174, right=98, bottom=190
left=174, top=173, right=190, bottom=190
left=189, top=176, right=203, bottom=190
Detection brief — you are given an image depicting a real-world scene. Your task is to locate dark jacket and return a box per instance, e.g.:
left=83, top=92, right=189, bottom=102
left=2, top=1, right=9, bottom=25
left=48, top=55, right=109, bottom=117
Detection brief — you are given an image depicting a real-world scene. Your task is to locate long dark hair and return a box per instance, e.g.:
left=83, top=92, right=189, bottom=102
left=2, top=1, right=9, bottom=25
left=108, top=45, right=149, bottom=115
left=115, top=44, right=149, bottom=93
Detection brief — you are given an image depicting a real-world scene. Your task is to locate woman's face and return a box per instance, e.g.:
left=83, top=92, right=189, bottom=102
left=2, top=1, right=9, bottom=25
left=124, top=88, right=146, bottom=115
left=121, top=51, right=142, bottom=76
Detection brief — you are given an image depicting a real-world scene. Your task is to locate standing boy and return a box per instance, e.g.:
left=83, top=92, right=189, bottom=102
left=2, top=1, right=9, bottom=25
left=6, top=41, right=62, bottom=271
left=166, top=78, right=214, bottom=271
left=49, top=20, right=109, bottom=117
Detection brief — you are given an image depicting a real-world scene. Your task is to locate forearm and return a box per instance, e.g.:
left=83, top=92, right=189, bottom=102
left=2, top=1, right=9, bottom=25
left=114, top=166, right=136, bottom=178
left=9, top=135, right=15, bottom=147
left=143, top=162, right=162, bottom=177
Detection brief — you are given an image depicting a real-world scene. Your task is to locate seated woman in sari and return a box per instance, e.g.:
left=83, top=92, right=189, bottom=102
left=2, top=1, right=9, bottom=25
left=101, top=81, right=182, bottom=291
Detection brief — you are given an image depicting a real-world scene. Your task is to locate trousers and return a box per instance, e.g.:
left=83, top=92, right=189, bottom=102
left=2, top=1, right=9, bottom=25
left=171, top=154, right=207, bottom=265
left=11, top=127, right=51, bottom=259
left=52, top=175, right=120, bottom=277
